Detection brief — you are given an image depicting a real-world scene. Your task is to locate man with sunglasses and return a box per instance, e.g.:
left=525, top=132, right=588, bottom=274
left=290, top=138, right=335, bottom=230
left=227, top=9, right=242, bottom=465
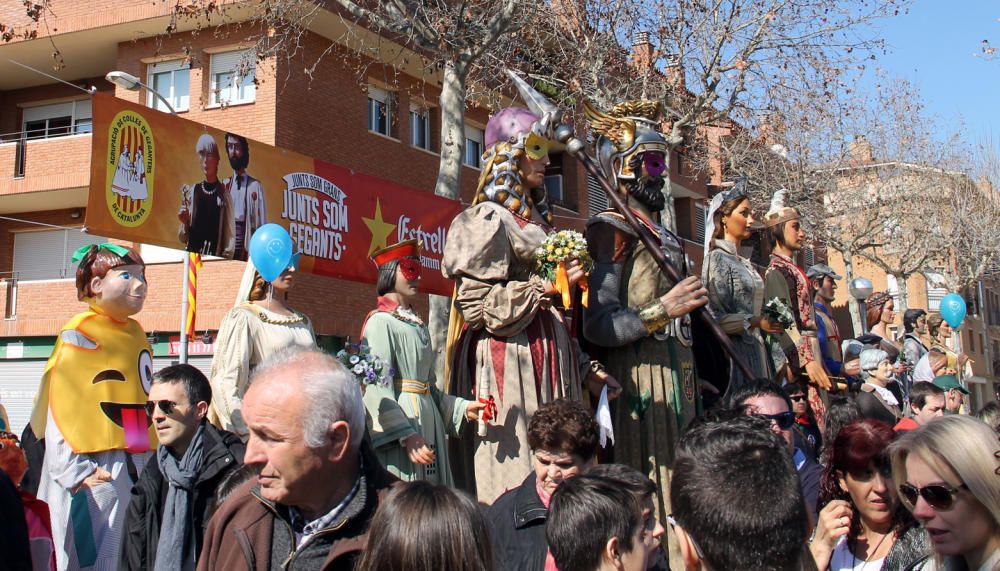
left=120, top=365, right=244, bottom=571
left=727, top=380, right=823, bottom=524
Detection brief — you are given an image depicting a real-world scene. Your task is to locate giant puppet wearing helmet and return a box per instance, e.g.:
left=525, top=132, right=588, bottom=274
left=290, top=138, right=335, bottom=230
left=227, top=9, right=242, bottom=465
left=442, top=105, right=619, bottom=502
left=29, top=243, right=156, bottom=570
left=579, top=99, right=709, bottom=567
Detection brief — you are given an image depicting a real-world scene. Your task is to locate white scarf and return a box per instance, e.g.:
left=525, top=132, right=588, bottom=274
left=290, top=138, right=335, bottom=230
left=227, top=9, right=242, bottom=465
left=867, top=382, right=899, bottom=406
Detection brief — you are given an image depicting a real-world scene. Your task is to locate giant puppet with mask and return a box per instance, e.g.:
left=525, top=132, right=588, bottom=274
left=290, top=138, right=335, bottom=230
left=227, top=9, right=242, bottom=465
left=442, top=106, right=619, bottom=503
left=30, top=243, right=157, bottom=570
left=579, top=100, right=709, bottom=565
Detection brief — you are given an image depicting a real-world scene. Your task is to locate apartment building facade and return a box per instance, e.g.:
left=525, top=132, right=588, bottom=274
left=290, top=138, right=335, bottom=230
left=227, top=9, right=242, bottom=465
left=0, top=1, right=715, bottom=434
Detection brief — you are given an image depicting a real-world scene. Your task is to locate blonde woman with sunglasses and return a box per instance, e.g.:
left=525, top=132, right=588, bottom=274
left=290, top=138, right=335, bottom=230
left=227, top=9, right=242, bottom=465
left=890, top=416, right=1000, bottom=571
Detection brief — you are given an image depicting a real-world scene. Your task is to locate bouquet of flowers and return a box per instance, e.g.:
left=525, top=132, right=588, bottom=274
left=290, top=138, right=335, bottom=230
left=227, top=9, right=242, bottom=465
left=762, top=297, right=795, bottom=330
left=336, top=340, right=392, bottom=390
left=534, top=230, right=594, bottom=308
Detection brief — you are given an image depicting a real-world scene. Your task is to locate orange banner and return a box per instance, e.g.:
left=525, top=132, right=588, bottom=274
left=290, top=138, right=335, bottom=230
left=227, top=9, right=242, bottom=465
left=86, top=92, right=462, bottom=295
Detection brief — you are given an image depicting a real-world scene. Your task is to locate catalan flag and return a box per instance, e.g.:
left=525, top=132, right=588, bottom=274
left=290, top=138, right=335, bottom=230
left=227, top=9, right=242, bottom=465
left=185, top=253, right=203, bottom=337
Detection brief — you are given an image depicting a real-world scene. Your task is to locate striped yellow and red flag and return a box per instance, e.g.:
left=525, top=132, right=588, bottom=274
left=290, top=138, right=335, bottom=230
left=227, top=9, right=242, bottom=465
left=185, top=253, right=203, bottom=337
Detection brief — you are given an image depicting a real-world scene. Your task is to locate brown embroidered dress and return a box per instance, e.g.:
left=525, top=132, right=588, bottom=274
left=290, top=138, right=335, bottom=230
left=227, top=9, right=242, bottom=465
left=443, top=201, right=588, bottom=502
left=765, top=253, right=827, bottom=423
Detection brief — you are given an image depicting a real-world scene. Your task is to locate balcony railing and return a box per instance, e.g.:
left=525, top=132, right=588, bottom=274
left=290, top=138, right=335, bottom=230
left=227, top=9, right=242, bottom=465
left=0, top=131, right=92, bottom=194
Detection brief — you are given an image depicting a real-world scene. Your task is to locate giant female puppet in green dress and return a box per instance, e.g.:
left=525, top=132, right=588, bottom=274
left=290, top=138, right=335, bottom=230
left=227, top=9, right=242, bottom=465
left=362, top=240, right=485, bottom=485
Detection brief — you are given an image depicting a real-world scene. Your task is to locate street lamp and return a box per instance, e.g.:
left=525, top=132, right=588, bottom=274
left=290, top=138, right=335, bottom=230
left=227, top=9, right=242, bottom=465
left=849, top=277, right=874, bottom=335
left=106, top=71, right=191, bottom=364
left=105, top=71, right=177, bottom=115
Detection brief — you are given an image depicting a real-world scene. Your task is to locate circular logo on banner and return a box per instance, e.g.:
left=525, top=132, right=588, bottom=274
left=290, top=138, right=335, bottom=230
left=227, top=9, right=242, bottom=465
left=105, top=110, right=154, bottom=227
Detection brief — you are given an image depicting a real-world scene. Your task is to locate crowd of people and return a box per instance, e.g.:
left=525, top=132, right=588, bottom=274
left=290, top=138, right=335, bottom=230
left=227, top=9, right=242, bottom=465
left=0, top=80, right=998, bottom=571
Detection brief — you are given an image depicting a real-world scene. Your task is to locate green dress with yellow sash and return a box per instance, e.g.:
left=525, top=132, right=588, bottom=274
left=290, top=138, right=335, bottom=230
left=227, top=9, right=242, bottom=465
left=361, top=304, right=469, bottom=484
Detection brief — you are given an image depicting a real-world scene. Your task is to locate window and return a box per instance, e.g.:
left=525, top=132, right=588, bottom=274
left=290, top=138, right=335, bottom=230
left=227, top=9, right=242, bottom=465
left=13, top=229, right=107, bottom=281
left=209, top=49, right=255, bottom=106
left=463, top=125, right=484, bottom=168
left=409, top=105, right=431, bottom=150
left=587, top=174, right=609, bottom=216
left=367, top=86, right=395, bottom=137
left=21, top=99, right=92, bottom=140
left=544, top=175, right=563, bottom=203
left=925, top=269, right=947, bottom=312
left=147, top=59, right=190, bottom=112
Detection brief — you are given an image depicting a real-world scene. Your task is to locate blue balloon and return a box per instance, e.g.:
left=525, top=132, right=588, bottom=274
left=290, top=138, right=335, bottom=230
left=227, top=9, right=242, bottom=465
left=249, top=224, right=293, bottom=282
left=939, top=293, right=967, bottom=329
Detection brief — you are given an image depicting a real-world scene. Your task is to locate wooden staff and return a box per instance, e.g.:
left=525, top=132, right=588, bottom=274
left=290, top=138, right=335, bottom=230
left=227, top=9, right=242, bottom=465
left=554, top=125, right=757, bottom=381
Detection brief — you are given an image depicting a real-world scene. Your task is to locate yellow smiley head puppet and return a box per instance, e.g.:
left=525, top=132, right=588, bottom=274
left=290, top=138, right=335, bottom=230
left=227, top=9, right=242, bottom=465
left=29, top=243, right=157, bottom=454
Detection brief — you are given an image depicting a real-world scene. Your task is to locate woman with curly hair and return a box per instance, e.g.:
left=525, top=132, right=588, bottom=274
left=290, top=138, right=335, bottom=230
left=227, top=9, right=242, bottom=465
left=811, top=419, right=929, bottom=571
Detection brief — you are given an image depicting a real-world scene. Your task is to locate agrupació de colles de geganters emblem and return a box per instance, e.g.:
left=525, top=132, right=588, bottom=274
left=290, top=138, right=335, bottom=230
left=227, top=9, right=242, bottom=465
left=106, top=110, right=154, bottom=227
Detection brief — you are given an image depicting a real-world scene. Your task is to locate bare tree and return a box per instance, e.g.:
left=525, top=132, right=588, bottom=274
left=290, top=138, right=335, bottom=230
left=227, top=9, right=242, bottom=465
left=522, top=0, right=906, bottom=230
left=1, top=0, right=64, bottom=68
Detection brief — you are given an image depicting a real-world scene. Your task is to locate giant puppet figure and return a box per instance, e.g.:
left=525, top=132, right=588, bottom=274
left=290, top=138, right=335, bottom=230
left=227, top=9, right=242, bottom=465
left=30, top=243, right=157, bottom=570
left=763, top=191, right=832, bottom=425
left=442, top=106, right=618, bottom=502
left=362, top=239, right=484, bottom=485
left=579, top=99, right=708, bottom=564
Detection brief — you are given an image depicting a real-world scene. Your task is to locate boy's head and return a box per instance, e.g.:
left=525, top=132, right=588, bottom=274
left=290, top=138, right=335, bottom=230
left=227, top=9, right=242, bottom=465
left=670, top=416, right=808, bottom=571
left=547, top=474, right=649, bottom=571
left=587, top=463, right=665, bottom=564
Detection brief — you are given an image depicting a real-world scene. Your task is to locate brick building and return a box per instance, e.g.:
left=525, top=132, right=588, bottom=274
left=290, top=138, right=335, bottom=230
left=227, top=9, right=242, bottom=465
left=0, top=1, right=715, bottom=434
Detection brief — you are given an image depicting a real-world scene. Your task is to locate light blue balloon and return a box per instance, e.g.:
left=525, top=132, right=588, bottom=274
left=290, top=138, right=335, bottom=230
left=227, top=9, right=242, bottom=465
left=249, top=224, right=293, bottom=282
left=939, top=293, right=967, bottom=329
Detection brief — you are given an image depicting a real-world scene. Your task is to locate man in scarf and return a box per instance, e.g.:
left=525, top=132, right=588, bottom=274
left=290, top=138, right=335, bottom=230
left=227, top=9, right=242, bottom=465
left=119, top=365, right=244, bottom=570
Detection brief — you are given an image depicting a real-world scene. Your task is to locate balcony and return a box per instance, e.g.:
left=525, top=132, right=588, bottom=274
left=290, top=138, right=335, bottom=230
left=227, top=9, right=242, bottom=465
left=0, top=133, right=91, bottom=213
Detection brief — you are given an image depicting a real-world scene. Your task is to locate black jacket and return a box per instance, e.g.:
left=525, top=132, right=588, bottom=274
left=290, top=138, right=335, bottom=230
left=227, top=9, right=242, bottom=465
left=486, top=474, right=548, bottom=571
left=119, top=422, right=245, bottom=570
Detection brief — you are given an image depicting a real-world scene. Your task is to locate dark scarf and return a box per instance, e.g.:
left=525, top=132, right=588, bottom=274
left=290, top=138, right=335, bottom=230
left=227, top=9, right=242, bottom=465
left=154, top=424, right=205, bottom=571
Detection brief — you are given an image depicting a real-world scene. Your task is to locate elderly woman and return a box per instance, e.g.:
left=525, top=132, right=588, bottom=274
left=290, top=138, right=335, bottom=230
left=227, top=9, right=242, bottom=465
left=856, top=349, right=902, bottom=426
left=484, top=399, right=599, bottom=571
left=811, top=419, right=929, bottom=571
left=178, top=133, right=231, bottom=257
left=890, top=416, right=1000, bottom=570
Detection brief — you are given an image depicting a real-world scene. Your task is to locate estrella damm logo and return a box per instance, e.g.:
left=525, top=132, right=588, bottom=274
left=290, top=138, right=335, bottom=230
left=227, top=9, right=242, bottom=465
left=105, top=110, right=154, bottom=227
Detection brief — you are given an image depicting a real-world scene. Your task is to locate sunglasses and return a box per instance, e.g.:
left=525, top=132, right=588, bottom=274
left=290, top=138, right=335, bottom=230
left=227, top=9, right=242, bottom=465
left=898, top=483, right=968, bottom=511
left=789, top=395, right=807, bottom=403
left=144, top=400, right=178, bottom=416
left=755, top=411, right=795, bottom=430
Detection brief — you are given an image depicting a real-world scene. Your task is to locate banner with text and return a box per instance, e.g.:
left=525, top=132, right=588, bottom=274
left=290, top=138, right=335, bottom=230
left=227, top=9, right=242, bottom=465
left=86, top=92, right=461, bottom=295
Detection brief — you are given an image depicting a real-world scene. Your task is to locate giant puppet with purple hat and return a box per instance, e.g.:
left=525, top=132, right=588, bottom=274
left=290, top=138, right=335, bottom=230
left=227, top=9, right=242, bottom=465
left=29, top=243, right=157, bottom=570
left=442, top=92, right=620, bottom=502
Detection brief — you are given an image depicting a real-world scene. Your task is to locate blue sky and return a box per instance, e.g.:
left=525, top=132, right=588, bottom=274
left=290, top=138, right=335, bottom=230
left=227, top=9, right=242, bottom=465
left=873, top=1, right=999, bottom=145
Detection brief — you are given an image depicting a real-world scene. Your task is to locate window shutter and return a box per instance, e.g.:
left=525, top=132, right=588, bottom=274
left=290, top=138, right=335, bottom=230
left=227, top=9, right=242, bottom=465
left=211, top=50, right=250, bottom=77
left=694, top=204, right=706, bottom=244
left=13, top=229, right=103, bottom=281
left=587, top=174, right=608, bottom=216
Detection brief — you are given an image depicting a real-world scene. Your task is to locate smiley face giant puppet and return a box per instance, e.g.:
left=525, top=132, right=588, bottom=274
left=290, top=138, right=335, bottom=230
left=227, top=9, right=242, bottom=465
left=31, top=243, right=156, bottom=571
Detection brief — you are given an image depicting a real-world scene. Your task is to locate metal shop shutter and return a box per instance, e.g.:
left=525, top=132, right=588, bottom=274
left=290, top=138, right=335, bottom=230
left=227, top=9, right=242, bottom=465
left=0, top=359, right=47, bottom=436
